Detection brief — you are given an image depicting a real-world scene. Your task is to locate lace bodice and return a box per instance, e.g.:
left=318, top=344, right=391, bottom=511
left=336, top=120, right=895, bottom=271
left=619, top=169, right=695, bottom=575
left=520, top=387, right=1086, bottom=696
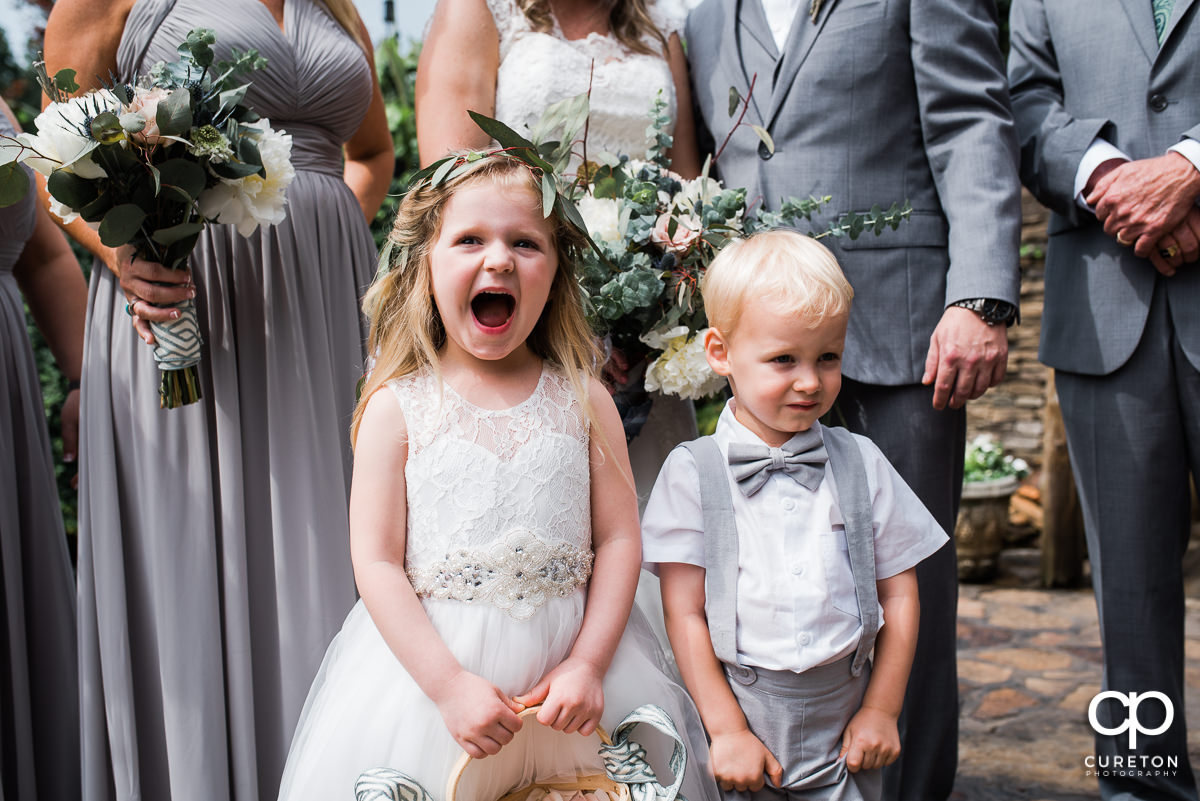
left=487, top=0, right=683, bottom=161
left=388, top=365, right=593, bottom=619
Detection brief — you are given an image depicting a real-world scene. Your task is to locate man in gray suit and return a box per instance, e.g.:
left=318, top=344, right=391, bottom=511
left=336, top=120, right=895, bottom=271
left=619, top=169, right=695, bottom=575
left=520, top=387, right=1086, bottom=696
left=1009, top=1, right=1200, bottom=798
left=685, top=1, right=1021, bottom=799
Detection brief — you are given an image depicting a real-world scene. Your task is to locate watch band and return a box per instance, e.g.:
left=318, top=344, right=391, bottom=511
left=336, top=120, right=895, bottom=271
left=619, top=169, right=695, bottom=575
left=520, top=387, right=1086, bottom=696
left=951, top=298, right=1018, bottom=327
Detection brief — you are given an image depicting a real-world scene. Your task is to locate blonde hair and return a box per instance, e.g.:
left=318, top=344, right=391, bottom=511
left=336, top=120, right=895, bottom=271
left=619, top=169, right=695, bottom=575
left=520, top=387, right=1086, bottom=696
left=319, top=0, right=368, bottom=53
left=702, top=230, right=854, bottom=334
left=518, top=0, right=668, bottom=57
left=352, top=152, right=602, bottom=446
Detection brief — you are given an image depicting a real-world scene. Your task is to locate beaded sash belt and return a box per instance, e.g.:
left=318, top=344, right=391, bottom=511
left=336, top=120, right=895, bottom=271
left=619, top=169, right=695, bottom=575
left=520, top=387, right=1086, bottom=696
left=407, top=529, right=593, bottom=620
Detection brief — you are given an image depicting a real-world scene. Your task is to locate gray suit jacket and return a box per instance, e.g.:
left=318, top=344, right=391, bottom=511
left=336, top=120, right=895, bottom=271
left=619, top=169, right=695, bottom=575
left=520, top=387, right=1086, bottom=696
left=1009, top=0, right=1200, bottom=376
left=686, top=0, right=1022, bottom=385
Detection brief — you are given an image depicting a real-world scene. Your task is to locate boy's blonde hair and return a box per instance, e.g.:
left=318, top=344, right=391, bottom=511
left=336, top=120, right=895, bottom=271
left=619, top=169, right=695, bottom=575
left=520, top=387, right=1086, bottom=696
left=701, top=230, right=854, bottom=334
left=351, top=153, right=602, bottom=445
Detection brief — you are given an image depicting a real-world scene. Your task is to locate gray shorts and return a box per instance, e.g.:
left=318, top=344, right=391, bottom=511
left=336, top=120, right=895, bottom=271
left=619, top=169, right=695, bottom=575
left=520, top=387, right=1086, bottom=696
left=721, top=654, right=880, bottom=801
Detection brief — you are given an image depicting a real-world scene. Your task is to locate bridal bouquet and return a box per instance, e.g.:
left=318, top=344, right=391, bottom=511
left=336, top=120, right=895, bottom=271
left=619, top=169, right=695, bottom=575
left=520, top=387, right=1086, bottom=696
left=510, top=94, right=910, bottom=404
left=0, top=28, right=295, bottom=408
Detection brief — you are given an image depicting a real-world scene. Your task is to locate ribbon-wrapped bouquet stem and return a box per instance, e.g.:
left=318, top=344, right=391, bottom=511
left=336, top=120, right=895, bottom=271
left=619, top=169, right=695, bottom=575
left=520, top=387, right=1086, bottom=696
left=0, top=28, right=294, bottom=408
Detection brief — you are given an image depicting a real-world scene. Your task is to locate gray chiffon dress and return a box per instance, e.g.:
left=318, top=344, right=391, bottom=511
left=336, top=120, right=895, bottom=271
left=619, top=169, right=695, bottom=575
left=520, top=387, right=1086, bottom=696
left=0, top=112, right=81, bottom=801
left=76, top=1, right=376, bottom=799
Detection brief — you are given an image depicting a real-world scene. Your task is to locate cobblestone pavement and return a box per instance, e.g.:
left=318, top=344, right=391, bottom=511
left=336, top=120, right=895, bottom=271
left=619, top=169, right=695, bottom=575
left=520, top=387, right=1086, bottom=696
left=951, top=549, right=1200, bottom=800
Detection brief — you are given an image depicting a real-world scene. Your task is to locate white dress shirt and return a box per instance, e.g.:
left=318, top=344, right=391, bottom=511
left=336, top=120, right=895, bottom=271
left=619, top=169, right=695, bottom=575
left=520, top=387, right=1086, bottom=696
left=760, top=0, right=802, bottom=52
left=641, top=402, right=947, bottom=673
left=1074, top=137, right=1200, bottom=210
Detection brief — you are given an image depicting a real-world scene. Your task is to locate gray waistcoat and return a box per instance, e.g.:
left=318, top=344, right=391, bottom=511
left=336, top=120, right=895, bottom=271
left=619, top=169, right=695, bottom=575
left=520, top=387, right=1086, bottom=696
left=680, top=427, right=880, bottom=677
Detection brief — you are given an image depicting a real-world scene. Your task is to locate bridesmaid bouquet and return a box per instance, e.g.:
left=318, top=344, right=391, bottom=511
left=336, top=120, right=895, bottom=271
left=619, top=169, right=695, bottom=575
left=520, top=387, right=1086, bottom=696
left=0, top=28, right=295, bottom=408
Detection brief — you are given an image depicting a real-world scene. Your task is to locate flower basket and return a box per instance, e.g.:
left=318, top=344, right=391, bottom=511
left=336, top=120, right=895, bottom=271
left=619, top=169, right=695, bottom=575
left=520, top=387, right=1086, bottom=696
left=448, top=708, right=630, bottom=801
left=356, top=704, right=686, bottom=801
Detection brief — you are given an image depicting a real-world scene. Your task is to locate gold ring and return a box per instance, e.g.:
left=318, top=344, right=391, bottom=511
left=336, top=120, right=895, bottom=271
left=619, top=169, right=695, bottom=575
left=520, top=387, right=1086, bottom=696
left=1161, top=245, right=1180, bottom=259
left=1117, top=233, right=1132, bottom=246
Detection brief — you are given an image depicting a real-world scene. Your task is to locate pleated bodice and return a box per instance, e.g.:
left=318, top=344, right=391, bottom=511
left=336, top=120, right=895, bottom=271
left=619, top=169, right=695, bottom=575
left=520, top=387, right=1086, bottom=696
left=115, top=0, right=372, bottom=177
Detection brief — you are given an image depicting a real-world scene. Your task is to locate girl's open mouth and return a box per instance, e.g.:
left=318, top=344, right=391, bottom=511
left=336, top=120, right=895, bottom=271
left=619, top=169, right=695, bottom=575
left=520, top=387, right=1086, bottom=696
left=470, top=290, right=516, bottom=330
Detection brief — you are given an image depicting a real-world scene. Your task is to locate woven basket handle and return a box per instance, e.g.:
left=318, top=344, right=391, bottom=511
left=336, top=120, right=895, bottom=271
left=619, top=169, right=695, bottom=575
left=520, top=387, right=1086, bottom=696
left=598, top=705, right=688, bottom=801
left=355, top=767, right=436, bottom=801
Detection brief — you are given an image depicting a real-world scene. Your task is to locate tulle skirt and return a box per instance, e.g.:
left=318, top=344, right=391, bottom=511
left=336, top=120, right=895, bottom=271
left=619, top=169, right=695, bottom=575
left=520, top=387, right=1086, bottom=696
left=277, top=593, right=717, bottom=801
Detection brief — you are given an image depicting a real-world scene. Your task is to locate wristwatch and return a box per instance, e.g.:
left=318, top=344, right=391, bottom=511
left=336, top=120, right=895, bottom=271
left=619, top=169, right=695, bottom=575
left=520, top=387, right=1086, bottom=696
left=951, top=298, right=1018, bottom=327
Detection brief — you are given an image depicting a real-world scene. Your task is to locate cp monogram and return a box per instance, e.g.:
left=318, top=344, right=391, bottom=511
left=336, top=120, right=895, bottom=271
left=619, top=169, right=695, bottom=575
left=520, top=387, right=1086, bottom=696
left=1088, top=691, right=1174, bottom=749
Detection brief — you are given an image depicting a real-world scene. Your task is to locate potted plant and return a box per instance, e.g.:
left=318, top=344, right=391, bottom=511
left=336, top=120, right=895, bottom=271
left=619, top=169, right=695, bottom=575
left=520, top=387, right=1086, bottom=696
left=956, top=435, right=1030, bottom=582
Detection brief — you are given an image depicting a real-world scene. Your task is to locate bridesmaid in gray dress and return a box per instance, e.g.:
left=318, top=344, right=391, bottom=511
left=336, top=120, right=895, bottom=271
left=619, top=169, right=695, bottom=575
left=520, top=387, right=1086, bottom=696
left=0, top=99, right=86, bottom=801
left=41, top=1, right=394, bottom=799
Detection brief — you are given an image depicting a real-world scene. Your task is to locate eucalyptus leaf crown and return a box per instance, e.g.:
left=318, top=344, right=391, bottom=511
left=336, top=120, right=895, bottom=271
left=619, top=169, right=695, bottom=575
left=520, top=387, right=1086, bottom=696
left=374, top=111, right=601, bottom=282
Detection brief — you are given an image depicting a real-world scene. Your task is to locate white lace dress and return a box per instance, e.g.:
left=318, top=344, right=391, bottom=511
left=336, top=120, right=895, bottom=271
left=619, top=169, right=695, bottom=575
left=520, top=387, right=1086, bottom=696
left=277, top=365, right=715, bottom=801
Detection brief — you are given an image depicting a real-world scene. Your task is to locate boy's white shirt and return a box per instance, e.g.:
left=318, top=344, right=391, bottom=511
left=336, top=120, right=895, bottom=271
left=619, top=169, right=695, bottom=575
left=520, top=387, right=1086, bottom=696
left=641, top=401, right=948, bottom=673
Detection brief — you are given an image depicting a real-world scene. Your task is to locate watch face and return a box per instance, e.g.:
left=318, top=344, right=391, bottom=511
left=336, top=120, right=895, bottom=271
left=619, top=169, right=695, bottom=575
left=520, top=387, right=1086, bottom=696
left=954, top=299, right=1016, bottom=325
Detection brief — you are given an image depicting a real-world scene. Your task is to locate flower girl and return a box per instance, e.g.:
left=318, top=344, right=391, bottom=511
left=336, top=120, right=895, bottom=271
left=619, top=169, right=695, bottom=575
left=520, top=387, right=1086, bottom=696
left=276, top=152, right=715, bottom=801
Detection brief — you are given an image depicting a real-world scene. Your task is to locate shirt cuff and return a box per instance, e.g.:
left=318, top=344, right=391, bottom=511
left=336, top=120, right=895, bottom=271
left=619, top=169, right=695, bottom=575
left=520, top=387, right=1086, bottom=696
left=1074, top=138, right=1130, bottom=212
left=1168, top=139, right=1200, bottom=175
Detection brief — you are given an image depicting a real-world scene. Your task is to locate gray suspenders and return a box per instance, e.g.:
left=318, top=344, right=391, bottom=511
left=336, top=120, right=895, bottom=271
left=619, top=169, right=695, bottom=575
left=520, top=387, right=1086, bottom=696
left=680, top=427, right=880, bottom=677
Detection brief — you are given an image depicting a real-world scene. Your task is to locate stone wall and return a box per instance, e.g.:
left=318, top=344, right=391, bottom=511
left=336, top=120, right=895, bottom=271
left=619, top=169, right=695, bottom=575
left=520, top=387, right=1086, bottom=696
left=965, top=191, right=1051, bottom=473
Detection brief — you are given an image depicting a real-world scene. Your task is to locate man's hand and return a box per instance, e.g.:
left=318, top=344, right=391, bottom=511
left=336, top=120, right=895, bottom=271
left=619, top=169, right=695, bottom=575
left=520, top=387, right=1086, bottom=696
left=709, top=728, right=784, bottom=792
left=1150, top=207, right=1200, bottom=277
left=922, top=306, right=1008, bottom=410
left=1086, top=153, right=1200, bottom=258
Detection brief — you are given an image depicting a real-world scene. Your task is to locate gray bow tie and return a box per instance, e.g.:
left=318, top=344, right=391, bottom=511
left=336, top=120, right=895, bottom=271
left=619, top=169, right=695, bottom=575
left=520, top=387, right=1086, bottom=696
left=726, top=430, right=828, bottom=496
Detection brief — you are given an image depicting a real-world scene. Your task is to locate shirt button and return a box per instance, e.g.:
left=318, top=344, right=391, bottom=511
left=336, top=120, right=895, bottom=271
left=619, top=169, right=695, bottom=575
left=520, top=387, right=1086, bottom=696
left=798, top=632, right=812, bottom=646
left=782, top=498, right=796, bottom=511
left=792, top=562, right=804, bottom=576
left=1149, top=93, right=1169, bottom=112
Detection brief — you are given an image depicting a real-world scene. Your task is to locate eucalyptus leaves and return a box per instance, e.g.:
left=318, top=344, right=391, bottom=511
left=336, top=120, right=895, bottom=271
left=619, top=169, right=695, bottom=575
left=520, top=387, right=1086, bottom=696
left=0, top=29, right=295, bottom=408
left=550, top=93, right=910, bottom=401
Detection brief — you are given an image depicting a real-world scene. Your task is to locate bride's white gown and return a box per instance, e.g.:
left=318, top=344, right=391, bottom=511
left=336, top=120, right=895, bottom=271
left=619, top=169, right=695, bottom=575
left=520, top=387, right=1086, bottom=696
left=277, top=368, right=715, bottom=801
left=487, top=0, right=699, bottom=651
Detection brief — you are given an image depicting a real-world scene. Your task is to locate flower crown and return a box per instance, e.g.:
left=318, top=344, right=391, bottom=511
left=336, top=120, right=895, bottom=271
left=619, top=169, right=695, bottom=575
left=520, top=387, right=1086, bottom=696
left=375, top=112, right=599, bottom=282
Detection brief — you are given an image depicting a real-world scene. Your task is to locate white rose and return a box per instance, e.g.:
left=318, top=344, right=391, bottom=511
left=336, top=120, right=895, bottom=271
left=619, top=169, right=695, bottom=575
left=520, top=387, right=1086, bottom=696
left=675, top=175, right=722, bottom=211
left=642, top=327, right=727, bottom=400
left=576, top=194, right=622, bottom=243
left=197, top=121, right=295, bottom=237
left=22, top=90, right=121, bottom=180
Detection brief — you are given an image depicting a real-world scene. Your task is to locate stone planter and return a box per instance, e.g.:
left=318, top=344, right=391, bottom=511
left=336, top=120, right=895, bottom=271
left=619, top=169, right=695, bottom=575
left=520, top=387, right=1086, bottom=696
left=956, top=475, right=1020, bottom=582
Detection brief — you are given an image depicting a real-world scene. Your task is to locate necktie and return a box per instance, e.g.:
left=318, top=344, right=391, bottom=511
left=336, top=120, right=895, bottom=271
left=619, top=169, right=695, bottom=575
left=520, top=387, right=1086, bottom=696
left=726, top=428, right=828, bottom=496
left=1154, top=0, right=1174, bottom=43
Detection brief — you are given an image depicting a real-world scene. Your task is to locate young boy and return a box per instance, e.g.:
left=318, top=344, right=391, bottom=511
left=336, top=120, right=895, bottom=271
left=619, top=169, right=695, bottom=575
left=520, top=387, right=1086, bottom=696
left=642, top=231, right=948, bottom=801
